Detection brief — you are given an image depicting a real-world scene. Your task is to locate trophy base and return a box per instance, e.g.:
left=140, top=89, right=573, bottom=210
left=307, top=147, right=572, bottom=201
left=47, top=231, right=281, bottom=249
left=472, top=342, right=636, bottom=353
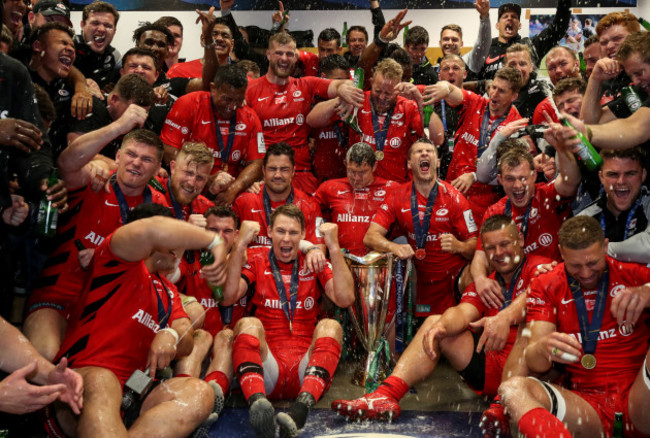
left=350, top=353, right=390, bottom=387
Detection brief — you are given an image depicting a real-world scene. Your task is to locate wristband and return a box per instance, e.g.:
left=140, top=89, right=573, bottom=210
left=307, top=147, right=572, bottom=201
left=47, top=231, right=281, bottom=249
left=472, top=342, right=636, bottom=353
left=376, top=34, right=389, bottom=47
left=447, top=82, right=453, bottom=96
left=471, top=172, right=477, bottom=182
left=160, top=327, right=179, bottom=343
left=201, top=38, right=216, bottom=49
left=207, top=234, right=224, bottom=251
left=305, top=246, right=321, bottom=254
left=181, top=296, right=198, bottom=307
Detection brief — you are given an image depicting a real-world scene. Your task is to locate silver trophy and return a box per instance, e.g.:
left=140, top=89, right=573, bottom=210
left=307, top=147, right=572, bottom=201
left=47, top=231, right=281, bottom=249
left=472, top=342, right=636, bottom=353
left=344, top=251, right=395, bottom=388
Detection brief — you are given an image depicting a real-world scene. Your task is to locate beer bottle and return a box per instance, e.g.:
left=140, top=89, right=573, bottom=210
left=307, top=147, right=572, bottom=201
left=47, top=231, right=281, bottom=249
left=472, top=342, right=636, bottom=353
left=342, top=21, right=348, bottom=48
left=345, top=68, right=364, bottom=134
left=621, top=86, right=642, bottom=113
left=403, top=25, right=409, bottom=46
left=199, top=250, right=223, bottom=302
left=638, top=17, right=650, bottom=31
left=561, top=118, right=602, bottom=171
left=148, top=177, right=166, bottom=194
left=612, top=412, right=624, bottom=438
left=423, top=104, right=434, bottom=126
left=36, top=169, right=59, bottom=237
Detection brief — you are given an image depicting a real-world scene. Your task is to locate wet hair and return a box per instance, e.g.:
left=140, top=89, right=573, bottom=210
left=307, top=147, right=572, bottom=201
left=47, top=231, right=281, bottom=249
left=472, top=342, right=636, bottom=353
left=82, top=1, right=119, bottom=24
left=600, top=146, right=645, bottom=166
left=33, top=84, right=56, bottom=126
left=553, top=77, right=587, bottom=98
left=177, top=141, right=213, bottom=166
left=121, top=128, right=163, bottom=161
left=407, top=137, right=436, bottom=159
left=480, top=214, right=518, bottom=239
left=30, top=21, right=74, bottom=46
left=205, top=205, right=239, bottom=229
left=346, top=142, right=376, bottom=167
left=212, top=64, right=248, bottom=89
left=494, top=66, right=523, bottom=92
left=617, top=31, right=650, bottom=65
left=269, top=32, right=296, bottom=49
left=404, top=25, right=428, bottom=47
left=263, top=142, right=295, bottom=167
left=347, top=25, right=368, bottom=44
left=505, top=43, right=533, bottom=65
left=374, top=58, right=402, bottom=82
left=113, top=73, right=155, bottom=107
left=546, top=45, right=578, bottom=62
left=584, top=34, right=599, bottom=49
left=154, top=16, right=183, bottom=33
left=320, top=54, right=350, bottom=76
left=126, top=203, right=173, bottom=223
left=270, top=204, right=305, bottom=231
left=558, top=216, right=604, bottom=250
left=497, top=147, right=534, bottom=174
left=596, top=11, right=640, bottom=37
left=133, top=22, right=174, bottom=46
left=319, top=28, right=341, bottom=47
left=440, top=24, right=463, bottom=39
left=440, top=53, right=466, bottom=69
left=386, top=47, right=411, bottom=71
left=122, top=47, right=160, bottom=73
left=237, top=59, right=260, bottom=78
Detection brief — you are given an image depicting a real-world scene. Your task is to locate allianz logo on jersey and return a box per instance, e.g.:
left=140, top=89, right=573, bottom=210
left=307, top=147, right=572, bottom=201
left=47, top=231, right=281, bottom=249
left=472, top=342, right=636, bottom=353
left=255, top=235, right=272, bottom=246
left=523, top=233, right=553, bottom=254
left=336, top=213, right=370, bottom=223
left=407, top=232, right=440, bottom=242
left=460, top=132, right=479, bottom=147
left=84, top=231, right=106, bottom=246
left=132, top=309, right=161, bottom=333
left=264, top=296, right=315, bottom=310
left=263, top=114, right=304, bottom=127
left=569, top=325, right=635, bottom=343
left=319, top=130, right=337, bottom=140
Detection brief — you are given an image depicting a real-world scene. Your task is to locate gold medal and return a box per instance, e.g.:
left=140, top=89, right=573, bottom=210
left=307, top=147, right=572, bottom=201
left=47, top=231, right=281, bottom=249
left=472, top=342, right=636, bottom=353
left=222, top=163, right=229, bottom=173
left=375, top=150, right=384, bottom=161
left=581, top=353, right=596, bottom=369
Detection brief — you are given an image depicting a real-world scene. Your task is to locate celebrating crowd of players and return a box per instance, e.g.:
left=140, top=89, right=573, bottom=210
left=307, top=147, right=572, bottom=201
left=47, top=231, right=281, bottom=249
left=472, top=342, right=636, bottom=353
left=2, top=0, right=650, bottom=436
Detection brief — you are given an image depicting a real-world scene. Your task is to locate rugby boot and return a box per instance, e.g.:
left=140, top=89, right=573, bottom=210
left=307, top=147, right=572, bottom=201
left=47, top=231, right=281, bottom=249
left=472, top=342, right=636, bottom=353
left=479, top=396, right=512, bottom=438
left=331, top=392, right=400, bottom=421
left=248, top=393, right=275, bottom=438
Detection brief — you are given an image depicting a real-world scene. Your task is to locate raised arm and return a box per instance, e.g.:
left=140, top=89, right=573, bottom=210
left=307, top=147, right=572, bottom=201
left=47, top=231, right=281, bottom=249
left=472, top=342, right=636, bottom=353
left=223, top=220, right=260, bottom=306
left=320, top=223, right=354, bottom=308
left=579, top=58, right=620, bottom=124
left=463, top=0, right=491, bottom=74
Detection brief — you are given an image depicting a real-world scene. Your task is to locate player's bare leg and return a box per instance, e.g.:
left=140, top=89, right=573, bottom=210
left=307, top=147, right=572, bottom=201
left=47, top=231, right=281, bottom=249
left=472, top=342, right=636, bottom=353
left=499, top=376, right=603, bottom=437
left=23, top=308, right=66, bottom=361
left=627, top=348, right=650, bottom=434
left=174, top=329, right=214, bottom=378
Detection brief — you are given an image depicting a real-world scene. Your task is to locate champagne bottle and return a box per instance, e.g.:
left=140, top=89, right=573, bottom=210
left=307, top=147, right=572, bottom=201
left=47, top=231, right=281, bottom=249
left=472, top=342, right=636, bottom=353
left=199, top=250, right=223, bottom=302
left=612, top=412, right=624, bottom=438
left=621, top=86, right=642, bottom=113
left=561, top=118, right=602, bottom=171
left=345, top=68, right=364, bottom=134
left=36, top=169, right=59, bottom=237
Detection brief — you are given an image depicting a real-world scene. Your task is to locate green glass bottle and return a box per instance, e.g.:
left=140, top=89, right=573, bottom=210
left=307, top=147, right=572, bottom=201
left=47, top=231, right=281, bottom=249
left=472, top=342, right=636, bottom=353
left=422, top=104, right=433, bottom=126
left=36, top=169, right=59, bottom=237
left=403, top=25, right=409, bottom=46
left=621, top=86, right=642, bottom=113
left=199, top=250, right=223, bottom=302
left=638, top=17, right=650, bottom=31
left=345, top=68, right=364, bottom=134
left=579, top=51, right=587, bottom=76
left=561, top=118, right=602, bottom=171
left=612, top=412, right=624, bottom=438
left=148, top=177, right=166, bottom=194
left=342, top=21, right=348, bottom=48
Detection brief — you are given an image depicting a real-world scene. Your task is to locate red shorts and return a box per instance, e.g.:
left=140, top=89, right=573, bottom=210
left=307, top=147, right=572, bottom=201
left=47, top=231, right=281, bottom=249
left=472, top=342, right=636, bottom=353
left=265, top=338, right=312, bottom=400
left=572, top=384, right=641, bottom=438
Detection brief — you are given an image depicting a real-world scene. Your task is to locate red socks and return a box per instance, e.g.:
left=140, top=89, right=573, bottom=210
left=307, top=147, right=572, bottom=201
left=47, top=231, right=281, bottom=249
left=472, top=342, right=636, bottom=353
left=205, top=370, right=230, bottom=396
left=299, top=337, right=341, bottom=402
left=517, top=407, right=572, bottom=438
left=375, top=375, right=410, bottom=401
left=233, top=333, right=265, bottom=402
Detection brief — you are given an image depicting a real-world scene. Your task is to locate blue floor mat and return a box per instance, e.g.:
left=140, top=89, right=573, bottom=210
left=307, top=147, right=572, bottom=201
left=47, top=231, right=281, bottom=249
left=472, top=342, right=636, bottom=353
left=210, top=407, right=486, bottom=437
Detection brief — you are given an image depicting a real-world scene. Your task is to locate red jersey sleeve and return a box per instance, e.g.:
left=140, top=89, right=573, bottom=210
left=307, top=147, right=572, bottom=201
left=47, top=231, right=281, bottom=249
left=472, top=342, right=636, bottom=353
left=526, top=271, right=561, bottom=324
left=160, top=94, right=194, bottom=150
left=448, top=187, right=479, bottom=239
left=460, top=282, right=487, bottom=314
left=317, top=262, right=334, bottom=289
left=371, top=190, right=398, bottom=231
left=304, top=76, right=332, bottom=102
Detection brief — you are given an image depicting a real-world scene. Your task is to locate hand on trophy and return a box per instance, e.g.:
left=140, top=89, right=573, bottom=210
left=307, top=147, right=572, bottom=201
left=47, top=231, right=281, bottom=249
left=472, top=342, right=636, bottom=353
left=390, top=243, right=415, bottom=260
left=238, top=220, right=261, bottom=247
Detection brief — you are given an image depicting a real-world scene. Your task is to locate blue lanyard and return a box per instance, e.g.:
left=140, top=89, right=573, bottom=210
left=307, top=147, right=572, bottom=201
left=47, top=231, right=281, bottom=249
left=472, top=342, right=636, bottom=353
left=410, top=182, right=439, bottom=250
left=333, top=122, right=348, bottom=149
left=268, top=250, right=300, bottom=332
left=478, top=109, right=506, bottom=157
left=496, top=257, right=526, bottom=310
left=153, top=273, right=173, bottom=330
left=211, top=105, right=237, bottom=169
left=566, top=267, right=609, bottom=355
left=262, top=187, right=294, bottom=226
left=167, top=178, right=192, bottom=220
left=370, top=99, right=395, bottom=154
left=505, top=197, right=532, bottom=241
left=600, top=196, right=642, bottom=240
left=440, top=99, right=448, bottom=131
left=110, top=174, right=152, bottom=224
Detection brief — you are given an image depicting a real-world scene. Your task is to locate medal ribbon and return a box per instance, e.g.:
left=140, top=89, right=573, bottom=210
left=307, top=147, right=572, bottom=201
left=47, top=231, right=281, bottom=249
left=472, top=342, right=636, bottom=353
left=566, top=267, right=609, bottom=356
left=333, top=122, right=348, bottom=149
left=477, top=109, right=506, bottom=157
left=370, top=99, right=395, bottom=155
left=211, top=105, right=237, bottom=169
left=262, top=187, right=294, bottom=226
left=153, top=273, right=173, bottom=329
left=496, top=257, right=526, bottom=310
left=410, top=182, right=439, bottom=252
left=167, top=179, right=196, bottom=264
left=110, top=174, right=152, bottom=224
left=600, top=196, right=642, bottom=240
left=268, top=250, right=300, bottom=330
left=504, top=197, right=532, bottom=241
